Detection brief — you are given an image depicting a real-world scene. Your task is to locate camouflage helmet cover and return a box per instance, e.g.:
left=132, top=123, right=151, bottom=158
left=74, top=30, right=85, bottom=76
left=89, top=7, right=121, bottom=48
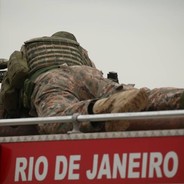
left=51, top=31, right=77, bottom=42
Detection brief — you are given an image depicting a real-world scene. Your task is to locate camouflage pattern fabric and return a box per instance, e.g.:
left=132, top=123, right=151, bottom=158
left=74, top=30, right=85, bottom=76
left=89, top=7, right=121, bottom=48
left=7, top=50, right=29, bottom=89
left=30, top=63, right=184, bottom=134
left=30, top=65, right=123, bottom=134
left=24, top=36, right=95, bottom=75
left=2, top=31, right=184, bottom=135
left=146, top=87, right=184, bottom=111
left=93, top=88, right=149, bottom=132
left=121, top=87, right=184, bottom=131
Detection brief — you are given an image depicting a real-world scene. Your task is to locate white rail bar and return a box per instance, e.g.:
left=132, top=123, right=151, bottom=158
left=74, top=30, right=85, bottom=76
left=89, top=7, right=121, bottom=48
left=0, top=110, right=184, bottom=126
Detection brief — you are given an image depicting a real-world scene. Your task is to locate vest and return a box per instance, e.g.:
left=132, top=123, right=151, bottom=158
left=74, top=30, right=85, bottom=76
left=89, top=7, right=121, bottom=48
left=24, top=36, right=92, bottom=75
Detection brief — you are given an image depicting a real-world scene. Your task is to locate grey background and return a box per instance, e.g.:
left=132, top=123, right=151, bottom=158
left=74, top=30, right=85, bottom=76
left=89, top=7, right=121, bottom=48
left=0, top=0, right=184, bottom=89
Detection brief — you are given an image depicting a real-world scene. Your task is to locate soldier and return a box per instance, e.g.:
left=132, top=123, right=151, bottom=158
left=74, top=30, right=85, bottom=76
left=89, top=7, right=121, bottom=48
left=1, top=31, right=184, bottom=136
left=23, top=31, right=184, bottom=134
left=23, top=31, right=148, bottom=134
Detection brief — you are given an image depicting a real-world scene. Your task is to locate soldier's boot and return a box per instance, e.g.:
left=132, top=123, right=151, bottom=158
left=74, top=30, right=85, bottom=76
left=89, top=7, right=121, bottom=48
left=93, top=88, right=148, bottom=132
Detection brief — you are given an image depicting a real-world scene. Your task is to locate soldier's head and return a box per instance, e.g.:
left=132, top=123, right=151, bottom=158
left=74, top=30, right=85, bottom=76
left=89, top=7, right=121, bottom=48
left=51, top=31, right=77, bottom=42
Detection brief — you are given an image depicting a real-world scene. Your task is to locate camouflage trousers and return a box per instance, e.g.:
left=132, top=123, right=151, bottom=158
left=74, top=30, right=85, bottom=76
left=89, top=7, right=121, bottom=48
left=30, top=65, right=184, bottom=134
left=146, top=87, right=184, bottom=111
left=30, top=65, right=123, bottom=134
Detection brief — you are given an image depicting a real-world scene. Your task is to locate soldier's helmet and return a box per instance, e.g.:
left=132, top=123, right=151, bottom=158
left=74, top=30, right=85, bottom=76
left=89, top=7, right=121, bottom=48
left=51, top=31, right=77, bottom=42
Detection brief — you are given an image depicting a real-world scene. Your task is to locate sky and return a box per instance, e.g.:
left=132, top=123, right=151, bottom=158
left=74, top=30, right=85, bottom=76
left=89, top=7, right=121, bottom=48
left=0, top=0, right=184, bottom=89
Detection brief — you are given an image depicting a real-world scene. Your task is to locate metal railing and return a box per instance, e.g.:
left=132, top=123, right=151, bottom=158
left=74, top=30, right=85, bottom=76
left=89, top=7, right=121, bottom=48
left=0, top=110, right=184, bottom=132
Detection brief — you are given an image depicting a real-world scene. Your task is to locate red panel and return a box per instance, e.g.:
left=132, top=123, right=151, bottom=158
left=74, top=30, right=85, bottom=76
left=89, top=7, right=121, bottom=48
left=0, top=136, right=183, bottom=183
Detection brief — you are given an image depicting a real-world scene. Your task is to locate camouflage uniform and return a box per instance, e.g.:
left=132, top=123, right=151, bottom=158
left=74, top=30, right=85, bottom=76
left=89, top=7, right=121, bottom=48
left=12, top=30, right=184, bottom=133
left=1, top=31, right=184, bottom=135
left=31, top=69, right=184, bottom=134
left=30, top=65, right=124, bottom=134
left=146, top=87, right=184, bottom=111
left=22, top=31, right=126, bottom=134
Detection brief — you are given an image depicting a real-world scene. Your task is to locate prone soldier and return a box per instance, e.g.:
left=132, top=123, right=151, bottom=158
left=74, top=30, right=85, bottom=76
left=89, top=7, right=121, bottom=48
left=0, top=31, right=184, bottom=136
